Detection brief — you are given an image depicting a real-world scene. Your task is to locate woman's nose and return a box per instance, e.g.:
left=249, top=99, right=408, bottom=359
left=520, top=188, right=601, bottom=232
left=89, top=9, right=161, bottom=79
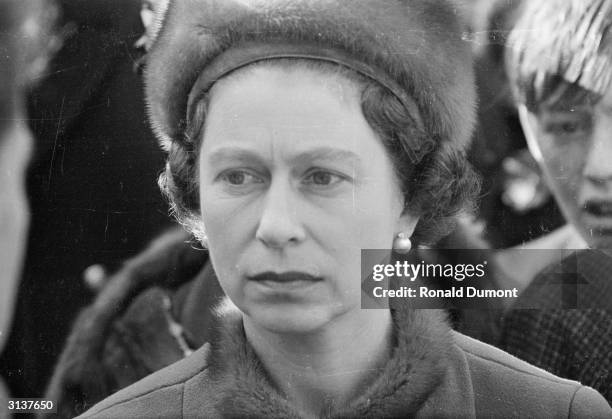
left=255, top=180, right=306, bottom=248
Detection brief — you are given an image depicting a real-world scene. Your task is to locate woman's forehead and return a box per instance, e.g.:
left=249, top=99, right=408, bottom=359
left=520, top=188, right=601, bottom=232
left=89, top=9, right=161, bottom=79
left=200, top=66, right=387, bottom=163
left=205, top=65, right=363, bottom=130
left=210, top=62, right=362, bottom=108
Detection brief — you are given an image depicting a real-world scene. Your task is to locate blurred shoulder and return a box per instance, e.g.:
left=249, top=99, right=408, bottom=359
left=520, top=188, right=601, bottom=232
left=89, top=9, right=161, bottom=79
left=78, top=343, right=211, bottom=418
left=456, top=331, right=574, bottom=382
left=453, top=332, right=611, bottom=417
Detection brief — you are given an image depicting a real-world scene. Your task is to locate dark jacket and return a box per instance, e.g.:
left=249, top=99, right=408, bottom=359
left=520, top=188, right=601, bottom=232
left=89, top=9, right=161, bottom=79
left=501, top=250, right=612, bottom=404
left=79, top=299, right=611, bottom=418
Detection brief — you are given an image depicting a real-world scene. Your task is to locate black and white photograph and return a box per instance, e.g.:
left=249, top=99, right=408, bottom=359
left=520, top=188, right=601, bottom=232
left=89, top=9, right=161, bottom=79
left=1, top=0, right=612, bottom=417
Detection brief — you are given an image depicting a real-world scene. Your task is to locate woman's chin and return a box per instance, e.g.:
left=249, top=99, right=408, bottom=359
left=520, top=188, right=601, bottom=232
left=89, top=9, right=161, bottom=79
left=244, top=303, right=340, bottom=335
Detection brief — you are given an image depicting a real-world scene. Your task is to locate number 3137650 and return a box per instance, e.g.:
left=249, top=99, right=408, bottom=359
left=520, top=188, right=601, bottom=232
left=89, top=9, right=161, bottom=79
left=8, top=399, right=55, bottom=413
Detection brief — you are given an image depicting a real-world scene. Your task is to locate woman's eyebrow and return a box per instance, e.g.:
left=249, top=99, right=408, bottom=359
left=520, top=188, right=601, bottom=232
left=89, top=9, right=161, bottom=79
left=206, top=147, right=263, bottom=165
left=291, top=148, right=363, bottom=166
left=206, top=147, right=363, bottom=166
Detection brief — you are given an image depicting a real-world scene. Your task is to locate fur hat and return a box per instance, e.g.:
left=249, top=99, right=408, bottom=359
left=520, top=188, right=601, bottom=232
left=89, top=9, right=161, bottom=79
left=144, top=0, right=476, bottom=152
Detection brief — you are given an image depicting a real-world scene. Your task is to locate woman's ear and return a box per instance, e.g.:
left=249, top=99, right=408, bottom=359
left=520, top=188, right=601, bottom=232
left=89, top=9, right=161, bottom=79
left=396, top=211, right=420, bottom=238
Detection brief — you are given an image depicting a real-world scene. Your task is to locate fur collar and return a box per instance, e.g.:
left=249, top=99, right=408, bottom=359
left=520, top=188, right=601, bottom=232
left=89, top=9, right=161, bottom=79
left=206, top=300, right=452, bottom=417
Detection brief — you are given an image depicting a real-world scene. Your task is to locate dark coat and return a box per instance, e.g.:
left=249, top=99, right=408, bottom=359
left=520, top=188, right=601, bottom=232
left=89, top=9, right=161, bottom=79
left=43, top=229, right=215, bottom=418
left=501, top=250, right=612, bottom=404
left=79, top=298, right=611, bottom=418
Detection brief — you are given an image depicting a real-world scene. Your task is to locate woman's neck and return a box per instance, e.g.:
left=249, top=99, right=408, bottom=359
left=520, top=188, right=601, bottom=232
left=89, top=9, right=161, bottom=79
left=243, top=309, right=393, bottom=418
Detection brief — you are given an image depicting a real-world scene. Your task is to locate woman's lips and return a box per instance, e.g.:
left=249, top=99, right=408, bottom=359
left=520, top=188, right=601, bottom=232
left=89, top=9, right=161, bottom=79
left=247, top=271, right=323, bottom=290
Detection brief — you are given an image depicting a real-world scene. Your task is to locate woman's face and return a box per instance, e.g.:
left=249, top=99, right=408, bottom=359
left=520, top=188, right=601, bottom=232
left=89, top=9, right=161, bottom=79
left=520, top=84, right=612, bottom=249
left=199, top=66, right=418, bottom=333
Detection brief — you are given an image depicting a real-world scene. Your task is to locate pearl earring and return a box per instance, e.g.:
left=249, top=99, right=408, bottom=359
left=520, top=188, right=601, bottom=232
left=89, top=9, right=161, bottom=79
left=394, top=232, right=412, bottom=254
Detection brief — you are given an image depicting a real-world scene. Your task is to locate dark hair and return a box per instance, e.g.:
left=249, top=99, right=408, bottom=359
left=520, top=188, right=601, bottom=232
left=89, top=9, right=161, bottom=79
left=159, top=61, right=480, bottom=245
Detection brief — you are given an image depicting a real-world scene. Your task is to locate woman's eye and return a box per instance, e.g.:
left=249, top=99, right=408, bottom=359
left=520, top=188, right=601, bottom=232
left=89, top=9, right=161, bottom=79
left=219, top=170, right=262, bottom=186
left=303, top=170, right=345, bottom=187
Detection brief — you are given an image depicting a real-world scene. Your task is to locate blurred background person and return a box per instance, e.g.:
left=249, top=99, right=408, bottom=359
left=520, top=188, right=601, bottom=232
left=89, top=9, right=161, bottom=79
left=500, top=0, right=612, bottom=403
left=468, top=0, right=591, bottom=296
left=0, top=0, right=60, bottom=414
left=0, top=0, right=177, bottom=403
left=469, top=0, right=567, bottom=250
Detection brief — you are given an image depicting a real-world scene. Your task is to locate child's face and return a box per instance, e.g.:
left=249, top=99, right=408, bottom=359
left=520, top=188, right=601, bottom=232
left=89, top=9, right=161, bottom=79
left=520, top=84, right=612, bottom=248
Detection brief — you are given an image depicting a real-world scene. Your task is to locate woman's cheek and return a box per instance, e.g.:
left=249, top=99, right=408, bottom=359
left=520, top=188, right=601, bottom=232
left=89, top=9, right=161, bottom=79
left=203, top=189, right=261, bottom=255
